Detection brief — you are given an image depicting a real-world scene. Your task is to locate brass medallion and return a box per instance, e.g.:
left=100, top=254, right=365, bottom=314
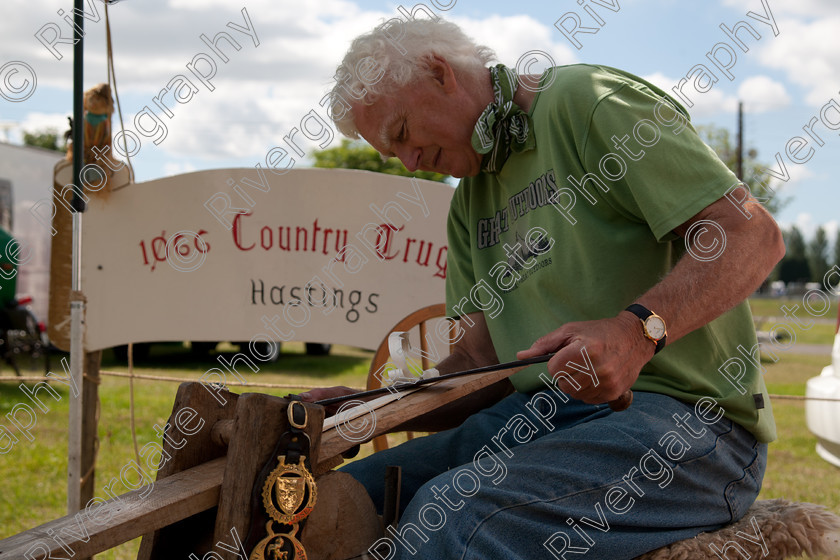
left=261, top=455, right=317, bottom=525
left=249, top=521, right=307, bottom=560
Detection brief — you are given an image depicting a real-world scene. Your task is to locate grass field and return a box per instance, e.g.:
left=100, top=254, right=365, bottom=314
left=750, top=295, right=838, bottom=345
left=748, top=296, right=838, bottom=322
left=1, top=299, right=838, bottom=559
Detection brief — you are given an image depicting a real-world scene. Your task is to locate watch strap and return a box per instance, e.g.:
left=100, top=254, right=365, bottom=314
left=625, top=303, right=652, bottom=321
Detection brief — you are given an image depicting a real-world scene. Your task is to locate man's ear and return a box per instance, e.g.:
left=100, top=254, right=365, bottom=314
left=425, top=54, right=458, bottom=93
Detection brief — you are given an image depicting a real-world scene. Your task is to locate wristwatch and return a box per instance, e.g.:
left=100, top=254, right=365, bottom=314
left=625, top=304, right=667, bottom=354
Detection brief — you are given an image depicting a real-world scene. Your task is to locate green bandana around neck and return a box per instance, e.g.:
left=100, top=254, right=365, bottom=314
left=470, top=64, right=536, bottom=174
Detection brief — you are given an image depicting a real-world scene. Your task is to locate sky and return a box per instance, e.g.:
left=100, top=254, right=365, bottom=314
left=1, top=0, right=838, bottom=244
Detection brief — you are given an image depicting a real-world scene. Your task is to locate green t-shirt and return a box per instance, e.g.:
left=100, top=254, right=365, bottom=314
left=445, top=64, right=775, bottom=442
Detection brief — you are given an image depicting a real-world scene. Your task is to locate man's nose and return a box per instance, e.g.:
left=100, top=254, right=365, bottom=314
left=394, top=145, right=421, bottom=172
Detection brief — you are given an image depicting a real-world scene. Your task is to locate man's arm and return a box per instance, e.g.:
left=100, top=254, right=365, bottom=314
left=636, top=187, right=784, bottom=340
left=518, top=187, right=785, bottom=404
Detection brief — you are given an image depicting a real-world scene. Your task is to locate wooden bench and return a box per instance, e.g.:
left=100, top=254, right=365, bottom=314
left=0, top=358, right=522, bottom=559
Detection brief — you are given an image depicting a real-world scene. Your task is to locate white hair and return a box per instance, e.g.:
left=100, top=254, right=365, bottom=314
left=328, top=17, right=495, bottom=138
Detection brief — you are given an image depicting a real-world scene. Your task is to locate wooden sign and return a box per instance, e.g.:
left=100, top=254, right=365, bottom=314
left=50, top=166, right=453, bottom=352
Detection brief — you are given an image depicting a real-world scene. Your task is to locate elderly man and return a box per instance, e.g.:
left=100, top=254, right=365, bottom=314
left=304, top=17, right=784, bottom=560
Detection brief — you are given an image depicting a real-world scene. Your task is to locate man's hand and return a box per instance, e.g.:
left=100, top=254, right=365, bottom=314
left=517, top=313, right=654, bottom=404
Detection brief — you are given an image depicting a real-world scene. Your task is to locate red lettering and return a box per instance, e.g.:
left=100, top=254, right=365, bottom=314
left=322, top=228, right=333, bottom=255
left=232, top=213, right=255, bottom=251
left=376, top=223, right=402, bottom=260
left=139, top=240, right=149, bottom=265
left=260, top=226, right=273, bottom=250
left=435, top=246, right=448, bottom=279
left=278, top=226, right=291, bottom=251
left=416, top=240, right=432, bottom=266
left=403, top=237, right=416, bottom=263
left=334, top=230, right=348, bottom=261
left=311, top=219, right=321, bottom=252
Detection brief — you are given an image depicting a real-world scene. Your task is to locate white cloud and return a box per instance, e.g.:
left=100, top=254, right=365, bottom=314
left=642, top=72, right=738, bottom=118
left=451, top=14, right=578, bottom=69
left=787, top=163, right=815, bottom=184
left=3, top=112, right=71, bottom=146
left=4, top=0, right=383, bottom=92
left=737, top=75, right=790, bottom=113
left=163, top=161, right=197, bottom=177
left=765, top=163, right=814, bottom=205
left=756, top=16, right=840, bottom=106
left=795, top=213, right=816, bottom=239
left=823, top=219, right=839, bottom=247
left=782, top=212, right=836, bottom=242
left=2, top=1, right=580, bottom=170
left=777, top=212, right=813, bottom=239
left=18, top=112, right=68, bottom=132
left=710, top=2, right=840, bottom=108
left=776, top=215, right=839, bottom=254
left=717, top=0, right=840, bottom=106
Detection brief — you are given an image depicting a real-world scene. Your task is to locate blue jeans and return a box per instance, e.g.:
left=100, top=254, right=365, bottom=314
left=341, top=389, right=766, bottom=560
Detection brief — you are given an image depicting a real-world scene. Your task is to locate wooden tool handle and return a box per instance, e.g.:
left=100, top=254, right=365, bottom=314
left=608, top=390, right=633, bottom=412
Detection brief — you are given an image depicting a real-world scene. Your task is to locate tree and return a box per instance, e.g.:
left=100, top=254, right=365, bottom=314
left=835, top=229, right=840, bottom=269
left=696, top=124, right=789, bottom=216
left=807, top=226, right=830, bottom=282
left=312, top=139, right=450, bottom=183
left=777, top=226, right=810, bottom=283
left=22, top=128, right=64, bottom=152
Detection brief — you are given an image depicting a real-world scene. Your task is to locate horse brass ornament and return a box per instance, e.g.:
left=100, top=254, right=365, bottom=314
left=249, top=521, right=307, bottom=560
left=262, top=456, right=317, bottom=525
left=249, top=401, right=317, bottom=560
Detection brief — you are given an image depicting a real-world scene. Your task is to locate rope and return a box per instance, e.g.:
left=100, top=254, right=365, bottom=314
left=5, top=372, right=332, bottom=388
left=3, top=373, right=838, bottom=401
left=767, top=394, right=838, bottom=402
left=79, top=429, right=100, bottom=487
left=95, top=370, right=358, bottom=390
left=104, top=1, right=135, bottom=184
left=104, top=1, right=140, bottom=476
left=127, top=343, right=144, bottom=478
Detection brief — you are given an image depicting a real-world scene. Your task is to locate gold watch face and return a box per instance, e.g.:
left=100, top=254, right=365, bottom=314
left=644, top=316, right=666, bottom=340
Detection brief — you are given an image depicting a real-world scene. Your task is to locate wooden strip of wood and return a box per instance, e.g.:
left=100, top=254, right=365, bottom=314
left=206, top=388, right=418, bottom=448
left=0, top=457, right=225, bottom=558
left=318, top=367, right=520, bottom=462
left=322, top=387, right=424, bottom=430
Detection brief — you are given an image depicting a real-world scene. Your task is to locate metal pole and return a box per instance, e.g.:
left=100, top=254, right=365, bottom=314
left=736, top=100, right=744, bottom=181
left=68, top=0, right=86, bottom=514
